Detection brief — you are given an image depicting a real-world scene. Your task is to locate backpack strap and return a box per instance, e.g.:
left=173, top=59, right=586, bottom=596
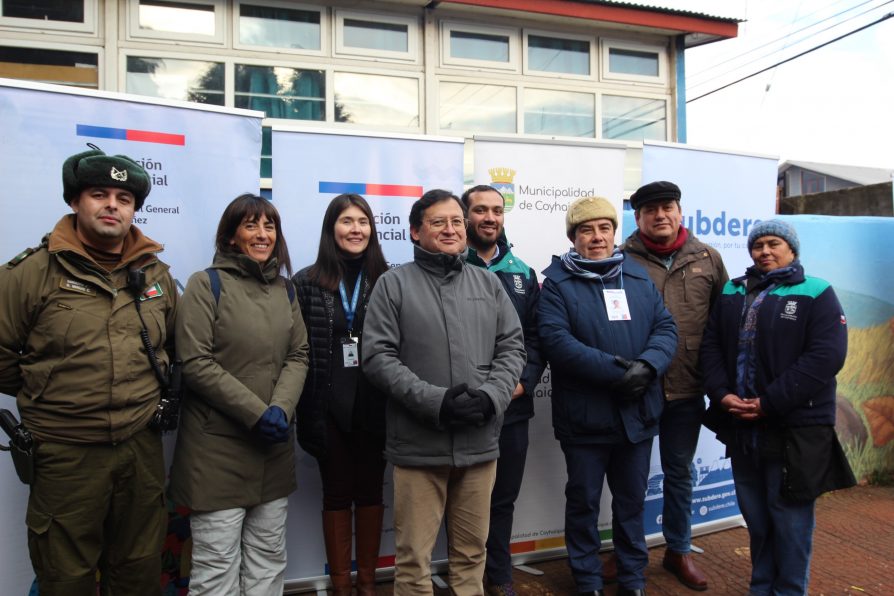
left=206, top=268, right=294, bottom=305
left=205, top=268, right=221, bottom=305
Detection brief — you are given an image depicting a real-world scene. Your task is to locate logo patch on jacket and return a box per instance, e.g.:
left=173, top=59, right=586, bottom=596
left=140, top=282, right=164, bottom=301
left=781, top=300, right=798, bottom=320
left=60, top=279, right=96, bottom=295
left=513, top=274, right=525, bottom=294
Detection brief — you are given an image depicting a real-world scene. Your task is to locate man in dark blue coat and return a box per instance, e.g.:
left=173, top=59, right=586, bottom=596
left=462, top=185, right=545, bottom=596
left=539, top=196, right=677, bottom=596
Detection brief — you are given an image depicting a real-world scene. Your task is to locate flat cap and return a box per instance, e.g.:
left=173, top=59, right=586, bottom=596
left=630, top=180, right=681, bottom=210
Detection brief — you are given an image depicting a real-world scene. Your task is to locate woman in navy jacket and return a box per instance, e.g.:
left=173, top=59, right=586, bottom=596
left=700, top=220, right=852, bottom=595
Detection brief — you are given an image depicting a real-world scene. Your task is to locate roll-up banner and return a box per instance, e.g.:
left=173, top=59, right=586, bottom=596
left=639, top=141, right=779, bottom=539
left=473, top=137, right=628, bottom=556
left=271, top=126, right=465, bottom=270
left=0, top=79, right=263, bottom=596
left=271, top=127, right=464, bottom=590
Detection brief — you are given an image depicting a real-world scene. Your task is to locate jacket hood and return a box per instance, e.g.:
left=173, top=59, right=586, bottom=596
left=212, top=250, right=281, bottom=284
left=47, top=213, right=163, bottom=270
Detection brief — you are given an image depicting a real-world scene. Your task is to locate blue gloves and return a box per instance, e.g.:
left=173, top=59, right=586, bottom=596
left=255, top=405, right=290, bottom=443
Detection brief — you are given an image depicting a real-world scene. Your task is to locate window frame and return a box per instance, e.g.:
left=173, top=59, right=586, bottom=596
left=0, top=39, right=103, bottom=88
left=599, top=91, right=670, bottom=142
left=522, top=28, right=594, bottom=81
left=522, top=84, right=596, bottom=138
left=333, top=8, right=420, bottom=63
left=120, top=49, right=227, bottom=107
left=331, top=66, right=424, bottom=132
left=436, top=76, right=518, bottom=136
left=600, top=38, right=667, bottom=85
left=232, top=0, right=327, bottom=56
left=126, top=0, right=226, bottom=46
left=0, top=0, right=97, bottom=34
left=440, top=20, right=520, bottom=72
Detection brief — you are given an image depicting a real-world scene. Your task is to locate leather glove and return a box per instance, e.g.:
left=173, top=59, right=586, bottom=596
left=613, top=357, right=656, bottom=402
left=467, top=387, right=496, bottom=425
left=255, top=405, right=290, bottom=443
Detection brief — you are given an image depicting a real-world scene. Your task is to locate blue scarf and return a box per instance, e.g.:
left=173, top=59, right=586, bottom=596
left=560, top=247, right=624, bottom=281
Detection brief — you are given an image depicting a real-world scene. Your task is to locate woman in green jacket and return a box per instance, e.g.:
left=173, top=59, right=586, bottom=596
left=169, top=194, right=309, bottom=595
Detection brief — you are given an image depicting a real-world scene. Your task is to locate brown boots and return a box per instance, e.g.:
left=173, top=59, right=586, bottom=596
left=322, top=509, right=353, bottom=596
left=354, top=505, right=384, bottom=596
left=662, top=550, right=708, bottom=591
left=322, top=506, right=384, bottom=596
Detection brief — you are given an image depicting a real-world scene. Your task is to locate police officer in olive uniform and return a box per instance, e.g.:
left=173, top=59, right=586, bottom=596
left=0, top=147, right=177, bottom=596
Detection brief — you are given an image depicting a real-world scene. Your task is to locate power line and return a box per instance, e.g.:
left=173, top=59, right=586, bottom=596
left=687, top=11, right=894, bottom=103
left=688, top=0, right=883, bottom=84
left=689, top=0, right=893, bottom=90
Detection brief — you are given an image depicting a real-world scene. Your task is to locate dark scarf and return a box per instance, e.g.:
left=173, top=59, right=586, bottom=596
left=638, top=226, right=688, bottom=257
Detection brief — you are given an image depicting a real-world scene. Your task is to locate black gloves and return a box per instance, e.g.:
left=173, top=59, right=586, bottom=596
left=255, top=405, right=290, bottom=443
left=613, top=357, right=657, bottom=402
left=439, top=384, right=496, bottom=427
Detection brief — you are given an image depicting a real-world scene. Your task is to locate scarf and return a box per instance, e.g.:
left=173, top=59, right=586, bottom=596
left=638, top=226, right=688, bottom=257
left=560, top=247, right=624, bottom=281
left=735, top=262, right=800, bottom=397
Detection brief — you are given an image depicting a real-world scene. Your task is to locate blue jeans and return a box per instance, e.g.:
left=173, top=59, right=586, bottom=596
left=658, top=397, right=705, bottom=553
left=561, top=439, right=652, bottom=592
left=485, top=419, right=529, bottom=585
left=731, top=450, right=816, bottom=596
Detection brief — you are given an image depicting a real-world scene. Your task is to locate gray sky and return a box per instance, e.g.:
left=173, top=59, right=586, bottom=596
left=684, top=0, right=894, bottom=169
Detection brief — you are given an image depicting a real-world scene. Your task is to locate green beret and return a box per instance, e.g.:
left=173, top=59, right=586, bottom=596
left=62, top=147, right=151, bottom=210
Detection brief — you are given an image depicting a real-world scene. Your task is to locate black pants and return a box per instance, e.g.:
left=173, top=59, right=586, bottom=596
left=318, top=415, right=386, bottom=511
left=485, top=419, right=530, bottom=584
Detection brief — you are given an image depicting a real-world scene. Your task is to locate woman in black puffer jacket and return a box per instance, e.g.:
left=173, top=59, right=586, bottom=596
left=293, top=193, right=389, bottom=596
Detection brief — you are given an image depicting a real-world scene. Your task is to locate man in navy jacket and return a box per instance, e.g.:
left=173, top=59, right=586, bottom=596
left=539, top=197, right=677, bottom=596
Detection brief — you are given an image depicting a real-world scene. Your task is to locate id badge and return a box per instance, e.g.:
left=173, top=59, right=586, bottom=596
left=342, top=339, right=359, bottom=368
left=603, top=289, right=631, bottom=321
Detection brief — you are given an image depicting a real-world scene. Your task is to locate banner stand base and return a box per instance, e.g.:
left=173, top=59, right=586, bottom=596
left=514, top=564, right=545, bottom=576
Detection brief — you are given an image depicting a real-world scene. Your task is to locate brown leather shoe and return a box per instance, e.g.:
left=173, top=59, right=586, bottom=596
left=662, top=550, right=708, bottom=591
left=601, top=552, right=617, bottom=584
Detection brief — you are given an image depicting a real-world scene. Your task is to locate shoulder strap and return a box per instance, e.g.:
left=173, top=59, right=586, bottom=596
left=281, top=276, right=295, bottom=304
left=205, top=268, right=221, bottom=304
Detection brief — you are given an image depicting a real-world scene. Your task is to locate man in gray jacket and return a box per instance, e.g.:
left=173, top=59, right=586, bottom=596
left=363, top=189, right=525, bottom=596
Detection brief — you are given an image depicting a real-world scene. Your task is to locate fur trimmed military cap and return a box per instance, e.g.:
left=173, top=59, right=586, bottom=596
left=62, top=146, right=151, bottom=210
left=566, top=196, right=617, bottom=239
left=630, top=180, right=681, bottom=210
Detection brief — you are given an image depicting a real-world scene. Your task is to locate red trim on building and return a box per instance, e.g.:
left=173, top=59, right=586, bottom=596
left=439, top=0, right=738, bottom=38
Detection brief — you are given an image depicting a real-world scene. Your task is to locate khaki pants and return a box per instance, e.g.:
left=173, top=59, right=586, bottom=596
left=26, top=428, right=166, bottom=596
left=393, top=460, right=497, bottom=596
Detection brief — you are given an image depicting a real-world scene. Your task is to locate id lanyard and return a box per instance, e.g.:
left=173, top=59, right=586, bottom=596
left=338, top=273, right=363, bottom=340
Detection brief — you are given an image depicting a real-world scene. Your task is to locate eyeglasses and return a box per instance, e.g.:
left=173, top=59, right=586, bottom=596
left=425, top=217, right=467, bottom=231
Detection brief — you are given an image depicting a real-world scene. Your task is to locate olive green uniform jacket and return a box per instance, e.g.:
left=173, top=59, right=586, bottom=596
left=622, top=230, right=728, bottom=401
left=0, top=214, right=177, bottom=444
left=169, top=252, right=309, bottom=512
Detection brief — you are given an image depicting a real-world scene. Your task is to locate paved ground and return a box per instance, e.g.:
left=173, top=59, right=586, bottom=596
left=368, top=484, right=893, bottom=595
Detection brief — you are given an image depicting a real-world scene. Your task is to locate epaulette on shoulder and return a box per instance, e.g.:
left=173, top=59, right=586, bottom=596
left=6, top=239, right=47, bottom=269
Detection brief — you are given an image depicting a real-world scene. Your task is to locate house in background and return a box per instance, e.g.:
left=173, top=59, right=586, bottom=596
left=0, top=0, right=739, bottom=190
left=778, top=160, right=894, bottom=198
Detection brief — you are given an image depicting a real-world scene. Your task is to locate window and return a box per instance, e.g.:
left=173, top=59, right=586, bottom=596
left=335, top=10, right=418, bottom=62
left=128, top=0, right=224, bottom=44
left=525, top=32, right=591, bottom=77
left=442, top=22, right=518, bottom=71
left=1, top=0, right=96, bottom=33
left=235, top=64, right=324, bottom=121
left=235, top=2, right=323, bottom=53
left=0, top=46, right=98, bottom=88
left=125, top=56, right=224, bottom=105
left=601, top=39, right=666, bottom=84
left=334, top=72, right=419, bottom=128
left=602, top=95, right=666, bottom=141
left=525, top=88, right=594, bottom=137
left=439, top=81, right=515, bottom=133
left=801, top=171, right=825, bottom=194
